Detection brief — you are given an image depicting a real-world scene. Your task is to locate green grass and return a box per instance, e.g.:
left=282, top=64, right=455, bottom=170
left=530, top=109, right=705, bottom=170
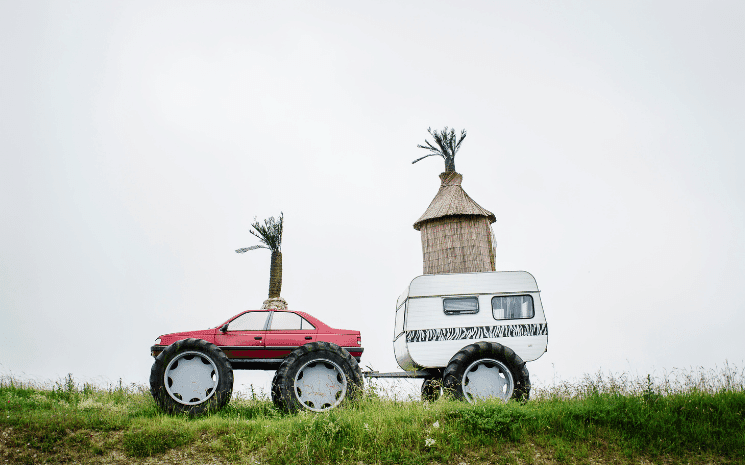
left=2, top=367, right=745, bottom=464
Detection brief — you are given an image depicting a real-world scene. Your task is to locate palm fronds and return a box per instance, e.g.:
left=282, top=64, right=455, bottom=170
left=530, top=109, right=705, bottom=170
left=248, top=213, right=283, bottom=252
left=413, top=127, right=467, bottom=172
left=235, top=245, right=266, bottom=253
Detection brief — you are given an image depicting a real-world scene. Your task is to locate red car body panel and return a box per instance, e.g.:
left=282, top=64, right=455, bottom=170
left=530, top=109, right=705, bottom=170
left=151, top=310, right=363, bottom=368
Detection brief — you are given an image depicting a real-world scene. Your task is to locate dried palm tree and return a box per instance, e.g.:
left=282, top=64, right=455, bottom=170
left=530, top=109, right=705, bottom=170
left=413, top=127, right=467, bottom=172
left=235, top=213, right=284, bottom=299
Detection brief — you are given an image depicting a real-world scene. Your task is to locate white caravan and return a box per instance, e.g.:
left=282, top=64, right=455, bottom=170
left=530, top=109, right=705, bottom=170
left=375, top=271, right=548, bottom=401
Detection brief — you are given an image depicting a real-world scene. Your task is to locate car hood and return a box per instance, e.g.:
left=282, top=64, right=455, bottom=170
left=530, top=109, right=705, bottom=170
left=160, top=328, right=217, bottom=344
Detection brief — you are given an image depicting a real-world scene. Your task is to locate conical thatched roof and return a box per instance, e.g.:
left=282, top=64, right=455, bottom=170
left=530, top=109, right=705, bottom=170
left=413, top=172, right=496, bottom=231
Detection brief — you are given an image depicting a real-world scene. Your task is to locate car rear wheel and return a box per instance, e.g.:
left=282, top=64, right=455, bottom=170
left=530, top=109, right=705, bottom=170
left=443, top=341, right=530, bottom=402
left=271, top=341, right=362, bottom=413
left=150, top=338, right=233, bottom=415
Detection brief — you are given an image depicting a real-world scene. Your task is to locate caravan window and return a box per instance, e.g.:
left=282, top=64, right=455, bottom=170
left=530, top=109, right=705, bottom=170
left=443, top=297, right=479, bottom=315
left=491, top=295, right=534, bottom=320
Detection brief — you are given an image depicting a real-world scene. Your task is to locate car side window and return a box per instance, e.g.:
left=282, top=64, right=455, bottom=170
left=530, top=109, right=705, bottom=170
left=443, top=297, right=479, bottom=315
left=227, top=311, right=270, bottom=331
left=491, top=295, right=534, bottom=320
left=270, top=312, right=316, bottom=330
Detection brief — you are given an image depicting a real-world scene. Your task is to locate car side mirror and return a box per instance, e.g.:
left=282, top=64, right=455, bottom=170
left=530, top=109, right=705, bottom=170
left=220, top=323, right=229, bottom=333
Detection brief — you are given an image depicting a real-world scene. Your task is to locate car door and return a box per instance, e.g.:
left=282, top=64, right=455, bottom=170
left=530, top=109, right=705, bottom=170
left=214, top=311, right=270, bottom=360
left=263, top=311, right=317, bottom=359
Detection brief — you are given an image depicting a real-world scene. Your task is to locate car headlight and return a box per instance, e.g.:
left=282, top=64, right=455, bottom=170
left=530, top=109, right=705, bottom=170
left=155, top=336, right=162, bottom=345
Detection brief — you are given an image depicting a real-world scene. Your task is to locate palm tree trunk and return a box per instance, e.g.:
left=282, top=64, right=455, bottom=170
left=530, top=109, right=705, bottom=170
left=268, top=250, right=282, bottom=298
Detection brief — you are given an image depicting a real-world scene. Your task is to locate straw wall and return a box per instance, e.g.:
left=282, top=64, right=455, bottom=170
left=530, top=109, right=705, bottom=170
left=420, top=215, right=496, bottom=274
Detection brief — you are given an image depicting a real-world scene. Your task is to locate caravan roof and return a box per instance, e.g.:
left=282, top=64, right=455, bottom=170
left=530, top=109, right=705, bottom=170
left=397, top=271, right=539, bottom=309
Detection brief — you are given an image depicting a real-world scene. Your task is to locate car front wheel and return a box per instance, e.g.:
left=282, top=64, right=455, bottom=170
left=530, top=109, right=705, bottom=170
left=150, top=338, right=234, bottom=415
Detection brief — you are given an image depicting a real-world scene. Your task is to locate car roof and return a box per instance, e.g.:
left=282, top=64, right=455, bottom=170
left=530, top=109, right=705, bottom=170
left=224, top=309, right=330, bottom=330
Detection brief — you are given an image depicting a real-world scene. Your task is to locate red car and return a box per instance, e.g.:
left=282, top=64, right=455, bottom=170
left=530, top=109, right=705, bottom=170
left=149, top=310, right=364, bottom=415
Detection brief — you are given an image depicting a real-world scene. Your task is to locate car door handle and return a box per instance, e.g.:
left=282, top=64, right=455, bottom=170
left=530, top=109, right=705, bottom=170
left=254, top=336, right=262, bottom=340
left=305, top=336, right=312, bottom=340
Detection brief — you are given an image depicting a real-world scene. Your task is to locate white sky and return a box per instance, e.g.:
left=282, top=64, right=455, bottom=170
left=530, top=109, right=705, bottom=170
left=2, top=1, right=744, bottom=396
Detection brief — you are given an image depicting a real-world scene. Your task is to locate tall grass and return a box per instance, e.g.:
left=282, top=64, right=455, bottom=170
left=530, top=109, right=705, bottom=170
left=1, top=366, right=744, bottom=464
left=532, top=363, right=745, bottom=399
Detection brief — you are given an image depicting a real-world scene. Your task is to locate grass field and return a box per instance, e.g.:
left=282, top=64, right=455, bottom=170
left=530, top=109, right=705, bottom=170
left=1, top=366, right=744, bottom=464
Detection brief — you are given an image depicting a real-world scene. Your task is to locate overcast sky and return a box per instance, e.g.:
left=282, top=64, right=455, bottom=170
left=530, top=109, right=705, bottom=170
left=2, top=1, right=744, bottom=396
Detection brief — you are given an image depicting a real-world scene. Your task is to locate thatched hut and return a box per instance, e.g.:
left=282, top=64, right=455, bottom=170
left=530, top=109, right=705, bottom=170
left=414, top=171, right=496, bottom=274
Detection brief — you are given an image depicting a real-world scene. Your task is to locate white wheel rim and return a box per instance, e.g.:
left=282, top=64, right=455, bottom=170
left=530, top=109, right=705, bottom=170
left=164, top=351, right=219, bottom=405
left=293, top=359, right=347, bottom=412
left=462, top=358, right=514, bottom=402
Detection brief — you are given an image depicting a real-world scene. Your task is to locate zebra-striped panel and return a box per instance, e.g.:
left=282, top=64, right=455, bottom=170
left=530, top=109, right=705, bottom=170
left=405, top=323, right=548, bottom=343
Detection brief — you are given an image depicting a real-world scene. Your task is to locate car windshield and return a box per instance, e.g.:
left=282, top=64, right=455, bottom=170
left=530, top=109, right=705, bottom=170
left=215, top=312, right=252, bottom=327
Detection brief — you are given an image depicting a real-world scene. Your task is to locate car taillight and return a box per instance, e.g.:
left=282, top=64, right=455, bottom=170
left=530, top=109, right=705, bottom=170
left=357, top=336, right=361, bottom=346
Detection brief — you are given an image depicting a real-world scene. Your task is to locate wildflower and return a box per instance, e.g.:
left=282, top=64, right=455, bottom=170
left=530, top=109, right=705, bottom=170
left=363, top=423, right=370, bottom=431
left=425, top=437, right=435, bottom=447
left=432, top=421, right=440, bottom=429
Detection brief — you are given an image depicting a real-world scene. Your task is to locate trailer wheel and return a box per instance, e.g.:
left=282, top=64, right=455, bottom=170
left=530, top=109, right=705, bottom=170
left=421, top=377, right=443, bottom=402
left=271, top=342, right=363, bottom=413
left=443, top=341, right=530, bottom=402
left=150, top=338, right=234, bottom=415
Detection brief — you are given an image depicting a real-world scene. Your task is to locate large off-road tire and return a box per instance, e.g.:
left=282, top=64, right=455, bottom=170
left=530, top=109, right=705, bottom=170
left=443, top=341, right=530, bottom=402
left=150, top=338, right=234, bottom=415
left=271, top=341, right=363, bottom=413
left=421, top=377, right=443, bottom=402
